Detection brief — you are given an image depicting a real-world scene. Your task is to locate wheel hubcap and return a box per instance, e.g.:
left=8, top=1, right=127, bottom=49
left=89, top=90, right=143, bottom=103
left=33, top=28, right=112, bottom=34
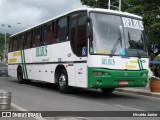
left=59, top=74, right=66, bottom=88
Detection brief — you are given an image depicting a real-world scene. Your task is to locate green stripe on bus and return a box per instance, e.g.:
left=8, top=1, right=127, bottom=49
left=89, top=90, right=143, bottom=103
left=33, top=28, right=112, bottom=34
left=22, top=50, right=28, bottom=79
left=140, top=59, right=143, bottom=69
left=138, top=59, right=144, bottom=70
left=138, top=59, right=141, bottom=70
left=21, top=50, right=26, bottom=79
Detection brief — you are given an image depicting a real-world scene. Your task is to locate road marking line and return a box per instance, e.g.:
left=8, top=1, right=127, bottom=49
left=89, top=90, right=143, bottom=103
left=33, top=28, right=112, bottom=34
left=11, top=103, right=47, bottom=120
left=114, top=104, right=145, bottom=111
left=11, top=103, right=28, bottom=111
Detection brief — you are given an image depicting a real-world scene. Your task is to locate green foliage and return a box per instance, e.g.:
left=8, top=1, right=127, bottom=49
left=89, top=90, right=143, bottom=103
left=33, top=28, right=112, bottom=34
left=0, top=33, right=4, bottom=52
left=149, top=76, right=160, bottom=80
left=155, top=56, right=160, bottom=61
left=0, top=32, right=11, bottom=55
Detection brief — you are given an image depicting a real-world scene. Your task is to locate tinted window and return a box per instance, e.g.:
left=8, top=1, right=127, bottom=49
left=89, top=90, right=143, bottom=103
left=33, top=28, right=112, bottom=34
left=13, top=36, right=18, bottom=51
left=44, top=22, right=54, bottom=45
left=70, top=14, right=87, bottom=57
left=56, top=17, right=68, bottom=42
left=19, top=34, right=24, bottom=50
left=9, top=37, right=13, bottom=52
left=77, top=16, right=87, bottom=46
left=26, top=31, right=32, bottom=49
left=70, top=18, right=76, bottom=52
left=76, top=16, right=87, bottom=56
left=33, top=27, right=41, bottom=47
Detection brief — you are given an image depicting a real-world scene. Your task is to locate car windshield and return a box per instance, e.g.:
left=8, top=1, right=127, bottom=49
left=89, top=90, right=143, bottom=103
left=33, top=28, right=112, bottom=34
left=90, top=12, right=148, bottom=57
left=0, top=63, right=7, bottom=67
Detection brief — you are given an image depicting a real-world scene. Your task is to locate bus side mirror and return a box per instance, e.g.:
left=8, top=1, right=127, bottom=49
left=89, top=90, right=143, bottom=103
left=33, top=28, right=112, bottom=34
left=86, top=17, right=90, bottom=22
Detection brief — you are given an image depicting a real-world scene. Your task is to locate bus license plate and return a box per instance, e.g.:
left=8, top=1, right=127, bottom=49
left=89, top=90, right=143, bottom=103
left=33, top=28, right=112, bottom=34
left=119, top=81, right=128, bottom=85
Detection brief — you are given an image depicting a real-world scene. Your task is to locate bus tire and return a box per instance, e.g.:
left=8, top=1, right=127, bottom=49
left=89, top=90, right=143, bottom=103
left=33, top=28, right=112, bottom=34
left=26, top=79, right=31, bottom=84
left=58, top=69, right=70, bottom=93
left=17, top=68, right=25, bottom=84
left=101, top=88, right=115, bottom=94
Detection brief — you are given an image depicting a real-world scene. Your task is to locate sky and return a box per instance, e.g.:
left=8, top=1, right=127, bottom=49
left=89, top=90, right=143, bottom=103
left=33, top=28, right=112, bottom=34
left=0, top=0, right=86, bottom=34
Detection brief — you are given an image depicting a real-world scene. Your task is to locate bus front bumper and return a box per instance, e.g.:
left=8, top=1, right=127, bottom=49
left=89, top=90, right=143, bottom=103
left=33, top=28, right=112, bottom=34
left=88, top=67, right=148, bottom=88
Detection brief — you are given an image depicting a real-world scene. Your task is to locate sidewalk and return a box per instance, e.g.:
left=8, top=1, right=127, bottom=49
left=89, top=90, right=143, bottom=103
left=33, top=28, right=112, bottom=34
left=115, top=84, right=160, bottom=98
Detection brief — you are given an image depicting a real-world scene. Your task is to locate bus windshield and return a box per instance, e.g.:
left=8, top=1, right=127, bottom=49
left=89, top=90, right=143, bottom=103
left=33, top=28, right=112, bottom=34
left=90, top=12, right=147, bottom=57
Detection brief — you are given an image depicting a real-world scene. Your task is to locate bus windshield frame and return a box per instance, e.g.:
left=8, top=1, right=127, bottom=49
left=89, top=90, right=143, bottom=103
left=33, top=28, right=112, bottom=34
left=89, top=12, right=148, bottom=58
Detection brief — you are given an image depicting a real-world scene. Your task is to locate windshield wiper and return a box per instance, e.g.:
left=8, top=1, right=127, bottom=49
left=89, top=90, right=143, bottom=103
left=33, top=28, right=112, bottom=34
left=137, top=50, right=141, bottom=58
left=110, top=29, right=122, bottom=57
left=110, top=38, right=120, bottom=57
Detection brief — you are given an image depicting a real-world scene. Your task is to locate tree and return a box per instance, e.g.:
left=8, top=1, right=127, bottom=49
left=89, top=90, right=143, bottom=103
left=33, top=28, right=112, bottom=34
left=81, top=0, right=160, bottom=58
left=0, top=33, right=4, bottom=52
left=0, top=32, right=11, bottom=56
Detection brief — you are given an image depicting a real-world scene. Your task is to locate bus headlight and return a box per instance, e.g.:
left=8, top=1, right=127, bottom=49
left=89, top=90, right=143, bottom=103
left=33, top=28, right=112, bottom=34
left=104, top=72, right=109, bottom=76
left=93, top=72, right=102, bottom=76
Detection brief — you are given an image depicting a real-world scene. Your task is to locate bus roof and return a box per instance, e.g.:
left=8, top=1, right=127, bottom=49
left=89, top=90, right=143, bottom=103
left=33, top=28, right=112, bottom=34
left=11, top=7, right=142, bottom=37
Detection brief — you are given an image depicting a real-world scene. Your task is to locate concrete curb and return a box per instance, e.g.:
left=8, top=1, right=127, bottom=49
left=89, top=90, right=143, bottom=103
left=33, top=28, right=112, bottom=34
left=115, top=88, right=160, bottom=98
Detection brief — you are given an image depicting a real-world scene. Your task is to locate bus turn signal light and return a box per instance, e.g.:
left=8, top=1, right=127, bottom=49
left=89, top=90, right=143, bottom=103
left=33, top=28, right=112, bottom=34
left=93, top=72, right=109, bottom=76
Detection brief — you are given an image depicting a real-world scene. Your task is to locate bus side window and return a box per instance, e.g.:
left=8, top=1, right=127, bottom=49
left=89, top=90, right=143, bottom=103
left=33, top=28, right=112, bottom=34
left=34, top=27, right=41, bottom=47
left=56, top=17, right=68, bottom=42
left=76, top=15, right=87, bottom=56
left=13, top=36, right=18, bottom=51
left=44, top=22, right=54, bottom=45
left=19, top=34, right=24, bottom=50
left=9, top=37, right=13, bottom=52
left=26, top=31, right=32, bottom=49
left=70, top=18, right=76, bottom=52
left=24, top=33, right=27, bottom=49
left=69, top=13, right=87, bottom=57
left=70, top=15, right=87, bottom=57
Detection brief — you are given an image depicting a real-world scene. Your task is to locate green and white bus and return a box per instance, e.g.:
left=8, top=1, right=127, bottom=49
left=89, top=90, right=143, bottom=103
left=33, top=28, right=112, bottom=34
left=8, top=8, right=149, bottom=94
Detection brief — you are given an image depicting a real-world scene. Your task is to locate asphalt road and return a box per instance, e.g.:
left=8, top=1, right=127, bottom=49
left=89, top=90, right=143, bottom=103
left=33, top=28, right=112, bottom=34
left=0, top=76, right=160, bottom=120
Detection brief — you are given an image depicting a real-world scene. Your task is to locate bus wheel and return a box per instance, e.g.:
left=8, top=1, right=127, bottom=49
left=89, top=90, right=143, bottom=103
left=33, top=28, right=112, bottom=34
left=26, top=79, right=31, bottom=84
left=101, top=88, right=115, bottom=95
left=17, top=68, right=25, bottom=84
left=58, top=69, right=70, bottom=93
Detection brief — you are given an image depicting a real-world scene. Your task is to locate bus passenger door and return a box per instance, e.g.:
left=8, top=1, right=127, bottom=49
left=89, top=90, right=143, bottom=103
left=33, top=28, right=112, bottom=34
left=70, top=12, right=88, bottom=88
left=75, top=63, right=87, bottom=88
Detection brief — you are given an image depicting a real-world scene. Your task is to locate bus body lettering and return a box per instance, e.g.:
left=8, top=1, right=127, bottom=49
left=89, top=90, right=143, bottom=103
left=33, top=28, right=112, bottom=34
left=36, top=46, right=47, bottom=57
left=122, top=17, right=144, bottom=30
left=102, top=58, right=115, bottom=65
